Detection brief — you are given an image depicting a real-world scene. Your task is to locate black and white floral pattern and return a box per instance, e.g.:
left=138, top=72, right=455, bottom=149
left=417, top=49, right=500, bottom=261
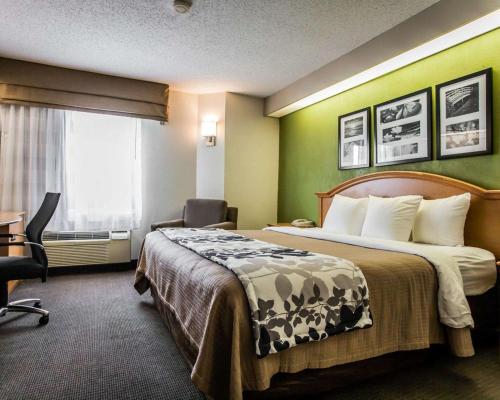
left=161, top=228, right=372, bottom=357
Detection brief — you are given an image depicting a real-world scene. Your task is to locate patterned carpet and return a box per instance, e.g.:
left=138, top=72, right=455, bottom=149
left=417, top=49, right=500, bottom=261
left=0, top=270, right=498, bottom=400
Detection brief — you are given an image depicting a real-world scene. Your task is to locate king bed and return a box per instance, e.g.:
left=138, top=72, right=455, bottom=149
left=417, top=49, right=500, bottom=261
left=135, top=171, right=499, bottom=400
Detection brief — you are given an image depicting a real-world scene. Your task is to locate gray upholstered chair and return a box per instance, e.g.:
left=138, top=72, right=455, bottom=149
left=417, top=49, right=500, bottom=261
left=151, top=199, right=238, bottom=231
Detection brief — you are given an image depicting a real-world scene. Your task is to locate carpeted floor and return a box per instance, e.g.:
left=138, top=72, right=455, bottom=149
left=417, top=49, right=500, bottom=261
left=0, top=270, right=498, bottom=400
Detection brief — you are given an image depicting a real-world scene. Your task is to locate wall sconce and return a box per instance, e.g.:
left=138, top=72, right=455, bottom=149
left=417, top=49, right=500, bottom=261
left=201, top=120, right=217, bottom=147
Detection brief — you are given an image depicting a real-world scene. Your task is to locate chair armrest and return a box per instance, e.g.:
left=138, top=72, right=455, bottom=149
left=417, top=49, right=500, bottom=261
left=0, top=241, right=25, bottom=247
left=24, top=242, right=45, bottom=251
left=0, top=241, right=45, bottom=250
left=151, top=219, right=184, bottom=231
left=204, top=221, right=237, bottom=230
left=0, top=233, right=27, bottom=239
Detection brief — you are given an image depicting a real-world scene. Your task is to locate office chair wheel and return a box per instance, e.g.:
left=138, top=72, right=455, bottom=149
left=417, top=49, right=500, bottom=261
left=39, top=315, right=49, bottom=325
left=34, top=301, right=42, bottom=308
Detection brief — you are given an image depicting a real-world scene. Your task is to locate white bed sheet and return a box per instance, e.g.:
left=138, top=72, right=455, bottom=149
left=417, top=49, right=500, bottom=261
left=263, top=227, right=496, bottom=329
left=436, top=246, right=496, bottom=296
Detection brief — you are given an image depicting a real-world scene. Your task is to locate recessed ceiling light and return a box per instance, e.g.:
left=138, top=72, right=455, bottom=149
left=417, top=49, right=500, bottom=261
left=173, top=0, right=192, bottom=14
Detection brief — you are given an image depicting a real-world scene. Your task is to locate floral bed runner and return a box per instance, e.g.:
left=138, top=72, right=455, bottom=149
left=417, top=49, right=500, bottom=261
left=160, top=228, right=372, bottom=357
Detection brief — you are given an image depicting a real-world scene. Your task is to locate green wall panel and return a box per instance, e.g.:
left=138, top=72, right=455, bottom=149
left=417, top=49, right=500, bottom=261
left=278, top=29, right=500, bottom=223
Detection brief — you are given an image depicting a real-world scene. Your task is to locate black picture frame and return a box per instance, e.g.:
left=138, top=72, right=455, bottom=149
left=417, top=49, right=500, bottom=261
left=373, top=88, right=432, bottom=167
left=436, top=68, right=492, bottom=160
left=338, top=107, right=371, bottom=170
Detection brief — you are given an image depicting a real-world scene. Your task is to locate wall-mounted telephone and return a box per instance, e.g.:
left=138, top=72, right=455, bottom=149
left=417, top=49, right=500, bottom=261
left=291, top=219, right=315, bottom=228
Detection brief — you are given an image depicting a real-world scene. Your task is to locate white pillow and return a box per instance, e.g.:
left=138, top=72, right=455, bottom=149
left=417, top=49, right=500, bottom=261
left=361, top=195, right=423, bottom=241
left=322, top=195, right=369, bottom=235
left=413, top=193, right=471, bottom=246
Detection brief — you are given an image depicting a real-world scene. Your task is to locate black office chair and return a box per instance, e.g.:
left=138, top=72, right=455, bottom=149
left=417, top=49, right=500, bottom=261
left=0, top=192, right=60, bottom=325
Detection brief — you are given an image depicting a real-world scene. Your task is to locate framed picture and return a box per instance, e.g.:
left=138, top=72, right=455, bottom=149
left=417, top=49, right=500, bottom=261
left=338, top=107, right=370, bottom=169
left=374, top=88, right=432, bottom=166
left=436, top=68, right=492, bottom=160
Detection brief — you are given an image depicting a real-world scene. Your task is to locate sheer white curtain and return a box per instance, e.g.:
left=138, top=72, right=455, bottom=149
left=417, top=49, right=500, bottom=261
left=64, top=111, right=142, bottom=231
left=0, top=104, right=68, bottom=229
left=0, top=105, right=142, bottom=232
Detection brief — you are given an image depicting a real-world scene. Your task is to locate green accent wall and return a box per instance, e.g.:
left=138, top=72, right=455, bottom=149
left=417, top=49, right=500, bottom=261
left=278, top=28, right=500, bottom=224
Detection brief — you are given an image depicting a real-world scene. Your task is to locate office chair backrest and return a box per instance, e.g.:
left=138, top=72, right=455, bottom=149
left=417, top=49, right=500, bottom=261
left=26, top=193, right=61, bottom=268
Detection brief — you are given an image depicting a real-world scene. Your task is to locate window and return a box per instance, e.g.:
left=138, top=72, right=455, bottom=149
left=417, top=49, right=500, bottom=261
left=65, top=111, right=142, bottom=231
left=0, top=105, right=142, bottom=231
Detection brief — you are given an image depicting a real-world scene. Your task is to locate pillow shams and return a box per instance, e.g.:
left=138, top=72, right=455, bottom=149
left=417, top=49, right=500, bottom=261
left=322, top=195, right=368, bottom=235
left=412, top=193, right=471, bottom=246
left=361, top=195, right=422, bottom=242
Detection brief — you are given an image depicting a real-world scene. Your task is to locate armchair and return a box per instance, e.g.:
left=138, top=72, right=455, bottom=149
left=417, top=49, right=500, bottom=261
left=151, top=199, right=238, bottom=231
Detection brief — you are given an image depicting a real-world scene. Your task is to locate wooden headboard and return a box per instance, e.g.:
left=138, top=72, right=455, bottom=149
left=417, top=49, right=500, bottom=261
left=316, top=171, right=500, bottom=260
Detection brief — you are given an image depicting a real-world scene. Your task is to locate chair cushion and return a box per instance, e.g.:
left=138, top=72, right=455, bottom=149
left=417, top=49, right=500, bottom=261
left=184, top=199, right=228, bottom=228
left=0, top=257, right=45, bottom=281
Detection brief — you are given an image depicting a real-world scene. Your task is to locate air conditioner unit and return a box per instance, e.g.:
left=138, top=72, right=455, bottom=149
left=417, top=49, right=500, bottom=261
left=42, top=231, right=131, bottom=268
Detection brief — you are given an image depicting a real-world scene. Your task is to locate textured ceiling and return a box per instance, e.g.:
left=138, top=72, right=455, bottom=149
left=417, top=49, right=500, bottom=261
left=0, top=0, right=439, bottom=97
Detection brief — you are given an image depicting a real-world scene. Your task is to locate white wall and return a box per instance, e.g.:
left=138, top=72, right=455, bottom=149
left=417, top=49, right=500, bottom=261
left=131, top=91, right=198, bottom=257
left=196, top=93, right=226, bottom=199
left=132, top=90, right=279, bottom=257
left=225, top=93, right=279, bottom=229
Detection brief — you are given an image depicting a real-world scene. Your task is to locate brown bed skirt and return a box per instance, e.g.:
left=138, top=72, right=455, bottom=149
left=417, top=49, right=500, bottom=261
left=150, top=283, right=488, bottom=399
left=150, top=284, right=440, bottom=399
left=138, top=230, right=476, bottom=400
left=150, top=280, right=494, bottom=399
left=151, top=284, right=198, bottom=370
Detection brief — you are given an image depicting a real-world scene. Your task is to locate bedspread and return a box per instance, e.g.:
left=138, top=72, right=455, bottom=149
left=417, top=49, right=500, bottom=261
left=159, top=228, right=372, bottom=357
left=135, top=230, right=474, bottom=400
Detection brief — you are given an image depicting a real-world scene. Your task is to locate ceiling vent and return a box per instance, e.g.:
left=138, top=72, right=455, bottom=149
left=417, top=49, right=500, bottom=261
left=173, top=0, right=192, bottom=14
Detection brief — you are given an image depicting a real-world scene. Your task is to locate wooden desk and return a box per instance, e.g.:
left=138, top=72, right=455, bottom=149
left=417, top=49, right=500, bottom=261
left=0, top=211, right=26, bottom=294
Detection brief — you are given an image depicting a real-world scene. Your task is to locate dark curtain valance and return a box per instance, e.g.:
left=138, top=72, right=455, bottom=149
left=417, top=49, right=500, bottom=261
left=0, top=57, right=169, bottom=121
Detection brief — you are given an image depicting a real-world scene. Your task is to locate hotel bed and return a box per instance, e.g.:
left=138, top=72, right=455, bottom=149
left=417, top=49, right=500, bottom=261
left=135, top=171, right=499, bottom=400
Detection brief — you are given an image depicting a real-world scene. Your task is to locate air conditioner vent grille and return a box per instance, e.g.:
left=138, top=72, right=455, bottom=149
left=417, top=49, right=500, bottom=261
left=43, top=231, right=110, bottom=241
left=43, top=231, right=131, bottom=267
left=47, top=243, right=110, bottom=266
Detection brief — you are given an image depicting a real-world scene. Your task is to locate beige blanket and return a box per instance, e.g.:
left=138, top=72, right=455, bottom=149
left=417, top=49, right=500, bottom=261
left=135, top=230, right=474, bottom=400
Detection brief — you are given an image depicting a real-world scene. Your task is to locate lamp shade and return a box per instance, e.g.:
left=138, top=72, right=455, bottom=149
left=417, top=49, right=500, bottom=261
left=201, top=120, right=217, bottom=137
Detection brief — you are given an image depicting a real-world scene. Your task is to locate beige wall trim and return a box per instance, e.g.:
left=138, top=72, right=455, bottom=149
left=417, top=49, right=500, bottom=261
left=265, top=0, right=500, bottom=117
